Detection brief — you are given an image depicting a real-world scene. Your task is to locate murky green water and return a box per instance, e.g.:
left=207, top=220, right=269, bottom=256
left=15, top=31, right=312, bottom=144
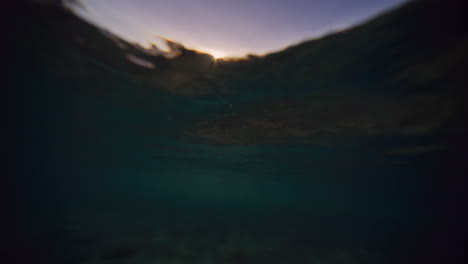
left=8, top=1, right=468, bottom=263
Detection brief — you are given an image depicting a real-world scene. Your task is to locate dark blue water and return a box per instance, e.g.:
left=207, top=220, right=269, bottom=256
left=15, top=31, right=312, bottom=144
left=8, top=2, right=468, bottom=264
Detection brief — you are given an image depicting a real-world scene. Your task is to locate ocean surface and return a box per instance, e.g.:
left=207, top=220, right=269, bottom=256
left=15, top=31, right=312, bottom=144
left=8, top=1, right=468, bottom=264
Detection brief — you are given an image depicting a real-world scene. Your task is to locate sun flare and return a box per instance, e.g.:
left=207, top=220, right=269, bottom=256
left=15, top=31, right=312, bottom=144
left=206, top=49, right=227, bottom=59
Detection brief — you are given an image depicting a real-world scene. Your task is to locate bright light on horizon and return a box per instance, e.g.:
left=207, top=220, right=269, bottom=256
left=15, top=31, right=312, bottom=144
left=205, top=49, right=228, bottom=59
left=70, top=0, right=408, bottom=58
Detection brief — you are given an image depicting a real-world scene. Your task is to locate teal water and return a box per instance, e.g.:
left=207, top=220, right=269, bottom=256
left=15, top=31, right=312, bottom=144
left=8, top=2, right=468, bottom=264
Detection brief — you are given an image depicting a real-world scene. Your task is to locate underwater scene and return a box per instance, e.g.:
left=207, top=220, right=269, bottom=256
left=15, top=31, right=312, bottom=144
left=8, top=0, right=468, bottom=263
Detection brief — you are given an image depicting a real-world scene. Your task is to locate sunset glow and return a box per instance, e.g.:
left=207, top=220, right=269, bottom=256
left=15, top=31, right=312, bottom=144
left=71, top=0, right=407, bottom=57
left=205, top=49, right=227, bottom=59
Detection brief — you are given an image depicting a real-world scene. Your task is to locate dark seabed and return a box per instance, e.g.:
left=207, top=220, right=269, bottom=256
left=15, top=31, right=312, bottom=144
left=7, top=0, right=468, bottom=263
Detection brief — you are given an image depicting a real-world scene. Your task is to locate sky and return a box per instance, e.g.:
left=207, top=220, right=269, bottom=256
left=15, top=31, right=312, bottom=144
left=72, top=0, right=407, bottom=58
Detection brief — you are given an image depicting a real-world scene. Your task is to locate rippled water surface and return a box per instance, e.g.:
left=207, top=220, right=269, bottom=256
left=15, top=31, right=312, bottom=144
left=9, top=1, right=468, bottom=263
